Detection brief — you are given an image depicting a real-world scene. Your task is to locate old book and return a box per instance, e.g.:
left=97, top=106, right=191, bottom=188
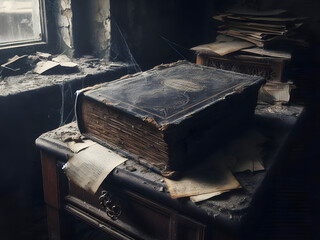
left=76, top=61, right=264, bottom=177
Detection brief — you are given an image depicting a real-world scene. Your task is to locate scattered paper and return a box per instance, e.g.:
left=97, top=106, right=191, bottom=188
left=1, top=55, right=28, bottom=71
left=241, top=47, right=291, bottom=59
left=64, top=143, right=127, bottom=194
left=34, top=61, right=60, bottom=74
left=34, top=55, right=79, bottom=75
left=36, top=52, right=52, bottom=60
left=191, top=40, right=253, bottom=56
left=164, top=161, right=241, bottom=199
left=67, top=139, right=96, bottom=153
left=190, top=190, right=229, bottom=203
left=258, top=81, right=292, bottom=104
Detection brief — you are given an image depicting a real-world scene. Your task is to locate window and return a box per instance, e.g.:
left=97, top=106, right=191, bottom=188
left=0, top=0, right=47, bottom=49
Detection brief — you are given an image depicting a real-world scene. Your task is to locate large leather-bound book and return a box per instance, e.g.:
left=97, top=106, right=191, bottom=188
left=76, top=61, right=264, bottom=177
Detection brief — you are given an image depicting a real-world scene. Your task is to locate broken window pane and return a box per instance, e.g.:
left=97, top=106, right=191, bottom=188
left=0, top=0, right=45, bottom=45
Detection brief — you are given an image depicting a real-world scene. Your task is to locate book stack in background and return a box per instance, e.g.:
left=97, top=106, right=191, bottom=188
left=191, top=9, right=310, bottom=104
left=214, top=9, right=308, bottom=49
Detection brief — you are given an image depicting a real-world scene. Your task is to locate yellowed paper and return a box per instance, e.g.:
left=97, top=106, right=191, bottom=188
left=262, top=81, right=291, bottom=103
left=34, top=61, right=59, bottom=74
left=67, top=139, right=96, bottom=153
left=164, top=162, right=241, bottom=199
left=191, top=40, right=254, bottom=56
left=64, top=143, right=127, bottom=194
left=190, top=190, right=229, bottom=203
left=241, top=47, right=291, bottom=59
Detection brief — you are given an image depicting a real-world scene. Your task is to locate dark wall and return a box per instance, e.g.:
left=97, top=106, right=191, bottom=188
left=110, top=0, right=235, bottom=70
left=109, top=0, right=320, bottom=88
left=0, top=68, right=129, bottom=240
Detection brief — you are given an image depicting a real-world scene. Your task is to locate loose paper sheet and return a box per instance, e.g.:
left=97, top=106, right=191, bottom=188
left=67, top=139, right=96, bottom=153
left=263, top=82, right=291, bottom=103
left=34, top=61, right=60, bottom=74
left=241, top=47, right=291, bottom=59
left=64, top=143, right=127, bottom=194
left=190, top=190, right=229, bottom=203
left=164, top=162, right=241, bottom=199
left=191, top=40, right=254, bottom=56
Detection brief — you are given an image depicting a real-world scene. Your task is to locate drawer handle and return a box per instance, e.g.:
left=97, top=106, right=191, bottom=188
left=99, top=190, right=122, bottom=220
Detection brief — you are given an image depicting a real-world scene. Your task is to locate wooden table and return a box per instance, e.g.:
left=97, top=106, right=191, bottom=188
left=36, top=104, right=303, bottom=240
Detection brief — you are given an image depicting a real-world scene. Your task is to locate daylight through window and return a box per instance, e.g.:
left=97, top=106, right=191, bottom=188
left=0, top=0, right=46, bottom=48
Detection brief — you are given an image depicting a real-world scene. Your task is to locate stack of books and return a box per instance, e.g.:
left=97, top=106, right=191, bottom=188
left=191, top=9, right=308, bottom=84
left=214, top=9, right=308, bottom=49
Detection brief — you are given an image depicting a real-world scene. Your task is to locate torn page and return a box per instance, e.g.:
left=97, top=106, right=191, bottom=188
left=191, top=40, right=253, bottom=56
left=64, top=143, right=127, bottom=194
left=164, top=161, right=241, bottom=199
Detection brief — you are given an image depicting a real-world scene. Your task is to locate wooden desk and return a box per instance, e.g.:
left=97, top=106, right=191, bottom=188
left=36, top=104, right=303, bottom=240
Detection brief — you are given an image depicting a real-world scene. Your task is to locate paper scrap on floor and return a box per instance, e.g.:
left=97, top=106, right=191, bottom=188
left=63, top=142, right=127, bottom=194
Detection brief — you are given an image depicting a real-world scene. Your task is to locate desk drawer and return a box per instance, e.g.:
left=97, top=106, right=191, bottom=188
left=66, top=184, right=205, bottom=240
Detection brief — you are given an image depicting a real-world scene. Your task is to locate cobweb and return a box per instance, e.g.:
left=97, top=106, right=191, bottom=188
left=57, top=17, right=197, bottom=127
left=57, top=20, right=145, bottom=127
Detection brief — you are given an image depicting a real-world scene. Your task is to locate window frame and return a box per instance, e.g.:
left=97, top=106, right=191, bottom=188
left=0, top=0, right=48, bottom=50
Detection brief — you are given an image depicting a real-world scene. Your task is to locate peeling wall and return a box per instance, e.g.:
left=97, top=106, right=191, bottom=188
left=56, top=0, right=74, bottom=56
left=91, top=0, right=111, bottom=59
left=55, top=0, right=111, bottom=59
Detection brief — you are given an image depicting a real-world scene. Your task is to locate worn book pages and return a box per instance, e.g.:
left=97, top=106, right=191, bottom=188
left=241, top=47, right=291, bottom=59
left=218, top=30, right=265, bottom=47
left=258, top=81, right=291, bottom=104
left=63, top=142, right=127, bottom=194
left=164, top=162, right=241, bottom=199
left=191, top=40, right=253, bottom=56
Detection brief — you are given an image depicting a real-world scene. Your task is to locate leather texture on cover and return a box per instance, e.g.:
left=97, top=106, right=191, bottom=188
left=81, top=61, right=264, bottom=128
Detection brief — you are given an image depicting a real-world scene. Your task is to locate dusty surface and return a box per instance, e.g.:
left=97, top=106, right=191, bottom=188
left=0, top=57, right=130, bottom=96
left=37, top=104, right=303, bottom=224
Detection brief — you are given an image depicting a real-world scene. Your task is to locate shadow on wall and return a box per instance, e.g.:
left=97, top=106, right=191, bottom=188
left=109, top=0, right=234, bottom=70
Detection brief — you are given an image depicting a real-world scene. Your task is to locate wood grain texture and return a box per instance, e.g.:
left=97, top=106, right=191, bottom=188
left=41, top=151, right=60, bottom=209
